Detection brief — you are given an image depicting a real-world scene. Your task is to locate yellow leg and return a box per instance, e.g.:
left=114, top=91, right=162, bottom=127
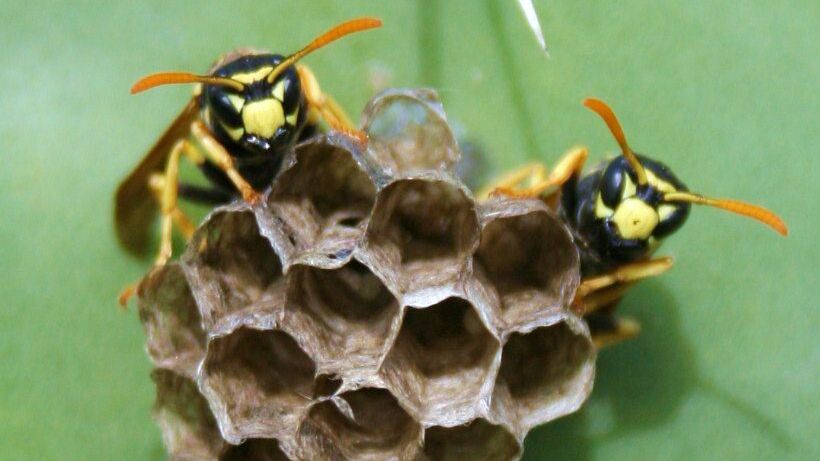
left=575, top=256, right=673, bottom=300
left=573, top=282, right=634, bottom=315
left=296, top=64, right=365, bottom=141
left=477, top=163, right=548, bottom=199
left=154, top=141, right=186, bottom=266
left=481, top=147, right=588, bottom=200
left=119, top=141, right=189, bottom=308
left=592, top=316, right=641, bottom=349
left=190, top=121, right=261, bottom=204
left=148, top=174, right=196, bottom=239
left=571, top=256, right=673, bottom=346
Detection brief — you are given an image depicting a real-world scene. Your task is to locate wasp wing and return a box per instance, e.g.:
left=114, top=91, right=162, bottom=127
left=115, top=98, right=199, bottom=256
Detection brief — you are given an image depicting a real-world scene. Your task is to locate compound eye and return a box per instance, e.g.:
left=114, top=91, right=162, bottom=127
left=654, top=202, right=690, bottom=238
left=207, top=86, right=244, bottom=127
left=600, top=160, right=626, bottom=207
left=279, top=69, right=302, bottom=114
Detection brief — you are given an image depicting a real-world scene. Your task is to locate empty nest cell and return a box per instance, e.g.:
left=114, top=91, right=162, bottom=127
left=298, top=387, right=422, bottom=460
left=268, top=136, right=377, bottom=252
left=284, top=260, right=400, bottom=371
left=138, top=263, right=206, bottom=378
left=360, top=88, right=460, bottom=175
left=220, top=438, right=292, bottom=461
left=152, top=369, right=225, bottom=460
left=200, top=327, right=315, bottom=443
left=184, top=209, right=285, bottom=329
left=366, top=178, right=478, bottom=295
left=494, top=320, right=594, bottom=429
left=475, top=208, right=578, bottom=329
left=422, top=418, right=520, bottom=461
left=381, top=297, right=499, bottom=422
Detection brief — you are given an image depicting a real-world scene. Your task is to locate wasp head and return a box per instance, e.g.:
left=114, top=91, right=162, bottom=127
left=592, top=154, right=691, bottom=260
left=583, top=97, right=787, bottom=262
left=204, top=54, right=305, bottom=155
left=129, top=17, right=383, bottom=157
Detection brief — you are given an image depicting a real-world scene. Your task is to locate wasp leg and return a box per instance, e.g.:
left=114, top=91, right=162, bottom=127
left=587, top=314, right=641, bottom=349
left=571, top=257, right=673, bottom=347
left=190, top=121, right=261, bottom=204
left=178, top=182, right=234, bottom=205
left=119, top=140, right=193, bottom=308
left=148, top=174, right=196, bottom=240
left=484, top=147, right=588, bottom=200
left=477, top=163, right=548, bottom=199
left=573, top=282, right=634, bottom=315
left=296, top=64, right=366, bottom=141
left=574, top=256, right=673, bottom=301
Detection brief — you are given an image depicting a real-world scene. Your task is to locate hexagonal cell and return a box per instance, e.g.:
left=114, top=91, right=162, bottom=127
left=268, top=134, right=377, bottom=257
left=183, top=207, right=286, bottom=331
left=138, top=263, right=205, bottom=379
left=200, top=327, right=316, bottom=443
left=493, top=318, right=595, bottom=431
left=360, top=88, right=460, bottom=176
left=365, top=177, right=479, bottom=298
left=152, top=369, right=225, bottom=461
left=298, top=387, right=422, bottom=460
left=220, top=438, right=292, bottom=461
left=380, top=298, right=499, bottom=423
left=474, top=199, right=579, bottom=330
left=421, top=418, right=521, bottom=461
left=283, top=259, right=400, bottom=373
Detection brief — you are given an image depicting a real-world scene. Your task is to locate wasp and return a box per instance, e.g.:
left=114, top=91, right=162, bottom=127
left=115, top=18, right=381, bottom=304
left=482, top=98, right=788, bottom=347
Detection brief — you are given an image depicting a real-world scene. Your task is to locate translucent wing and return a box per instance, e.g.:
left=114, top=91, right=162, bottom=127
left=115, top=98, right=199, bottom=255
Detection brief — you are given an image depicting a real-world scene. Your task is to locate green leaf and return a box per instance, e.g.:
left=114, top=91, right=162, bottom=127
left=0, top=1, right=816, bottom=460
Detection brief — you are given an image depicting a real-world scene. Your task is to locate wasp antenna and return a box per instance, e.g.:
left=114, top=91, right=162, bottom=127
left=663, top=191, right=788, bottom=236
left=266, top=17, right=382, bottom=84
left=583, top=98, right=648, bottom=185
left=131, top=72, right=245, bottom=94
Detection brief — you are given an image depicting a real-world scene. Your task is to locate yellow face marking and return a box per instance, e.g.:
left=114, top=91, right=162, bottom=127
left=272, top=80, right=285, bottom=101
left=595, top=193, right=615, bottom=218
left=285, top=109, right=298, bottom=126
left=242, top=99, right=284, bottom=138
left=612, top=198, right=659, bottom=240
left=621, top=174, right=637, bottom=199
left=220, top=121, right=244, bottom=141
left=658, top=204, right=677, bottom=221
left=230, top=66, right=273, bottom=85
left=645, top=169, right=677, bottom=193
left=227, top=94, right=245, bottom=113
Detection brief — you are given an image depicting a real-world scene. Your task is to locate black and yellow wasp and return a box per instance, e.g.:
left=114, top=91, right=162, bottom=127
left=115, top=18, right=381, bottom=304
left=482, top=98, right=788, bottom=347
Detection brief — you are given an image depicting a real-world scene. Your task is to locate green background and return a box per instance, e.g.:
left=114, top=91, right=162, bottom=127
left=1, top=1, right=817, bottom=459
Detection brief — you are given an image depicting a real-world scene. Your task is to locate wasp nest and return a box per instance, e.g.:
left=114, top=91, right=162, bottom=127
left=136, top=89, right=595, bottom=460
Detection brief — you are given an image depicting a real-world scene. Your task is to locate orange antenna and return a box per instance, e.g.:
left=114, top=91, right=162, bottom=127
left=266, top=17, right=382, bottom=84
left=584, top=97, right=648, bottom=185
left=663, top=191, right=788, bottom=236
left=131, top=72, right=245, bottom=94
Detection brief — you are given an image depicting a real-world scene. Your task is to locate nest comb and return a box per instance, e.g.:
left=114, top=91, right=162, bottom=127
left=136, top=88, right=596, bottom=461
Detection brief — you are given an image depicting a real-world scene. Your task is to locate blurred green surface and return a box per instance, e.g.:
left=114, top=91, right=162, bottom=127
left=0, top=1, right=817, bottom=460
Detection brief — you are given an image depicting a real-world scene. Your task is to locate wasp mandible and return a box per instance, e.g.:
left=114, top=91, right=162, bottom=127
left=115, top=17, right=382, bottom=304
left=482, top=98, right=788, bottom=347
